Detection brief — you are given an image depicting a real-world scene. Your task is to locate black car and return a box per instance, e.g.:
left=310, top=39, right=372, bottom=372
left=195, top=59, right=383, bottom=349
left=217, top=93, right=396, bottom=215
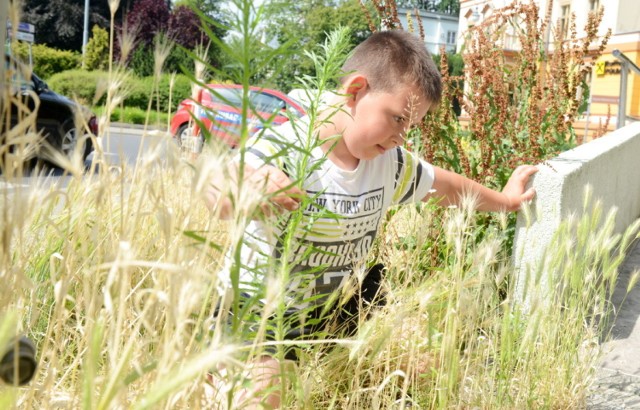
left=2, top=55, right=98, bottom=172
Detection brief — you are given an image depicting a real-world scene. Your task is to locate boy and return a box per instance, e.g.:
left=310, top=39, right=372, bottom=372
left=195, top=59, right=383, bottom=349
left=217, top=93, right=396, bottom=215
left=205, top=30, right=537, bottom=408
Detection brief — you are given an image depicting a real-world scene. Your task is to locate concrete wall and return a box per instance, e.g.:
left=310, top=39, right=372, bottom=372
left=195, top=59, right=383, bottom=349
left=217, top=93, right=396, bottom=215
left=512, top=121, right=640, bottom=302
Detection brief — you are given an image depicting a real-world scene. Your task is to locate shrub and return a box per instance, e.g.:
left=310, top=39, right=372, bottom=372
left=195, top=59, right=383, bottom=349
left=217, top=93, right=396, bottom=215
left=47, top=70, right=193, bottom=112
left=124, top=73, right=192, bottom=112
left=11, top=42, right=81, bottom=79
left=128, top=41, right=197, bottom=78
left=128, top=46, right=155, bottom=78
left=47, top=70, right=109, bottom=105
left=423, top=4, right=610, bottom=188
left=94, top=105, right=168, bottom=125
left=84, top=25, right=110, bottom=71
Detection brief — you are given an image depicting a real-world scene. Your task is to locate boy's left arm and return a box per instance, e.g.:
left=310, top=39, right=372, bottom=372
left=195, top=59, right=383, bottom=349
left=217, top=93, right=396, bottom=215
left=425, top=165, right=538, bottom=212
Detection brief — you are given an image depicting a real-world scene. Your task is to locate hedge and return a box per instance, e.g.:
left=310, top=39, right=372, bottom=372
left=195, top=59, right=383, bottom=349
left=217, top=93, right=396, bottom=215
left=11, top=42, right=80, bottom=80
left=47, top=71, right=193, bottom=113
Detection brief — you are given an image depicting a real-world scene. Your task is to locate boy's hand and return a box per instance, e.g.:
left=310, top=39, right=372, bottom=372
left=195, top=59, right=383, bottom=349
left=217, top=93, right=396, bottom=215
left=247, top=165, right=305, bottom=216
left=206, top=163, right=305, bottom=219
left=501, top=165, right=538, bottom=211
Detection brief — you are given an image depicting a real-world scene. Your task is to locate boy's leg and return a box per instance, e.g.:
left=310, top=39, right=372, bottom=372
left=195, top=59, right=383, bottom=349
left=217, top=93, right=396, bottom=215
left=358, top=263, right=386, bottom=306
left=336, top=263, right=387, bottom=334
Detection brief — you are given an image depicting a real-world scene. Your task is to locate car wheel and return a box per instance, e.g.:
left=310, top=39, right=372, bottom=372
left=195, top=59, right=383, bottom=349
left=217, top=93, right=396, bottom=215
left=176, top=125, right=204, bottom=153
left=60, top=120, right=93, bottom=163
left=174, top=124, right=191, bottom=148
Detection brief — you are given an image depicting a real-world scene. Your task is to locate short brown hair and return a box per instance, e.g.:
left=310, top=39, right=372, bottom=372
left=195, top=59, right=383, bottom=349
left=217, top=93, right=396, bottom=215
left=341, top=30, right=442, bottom=106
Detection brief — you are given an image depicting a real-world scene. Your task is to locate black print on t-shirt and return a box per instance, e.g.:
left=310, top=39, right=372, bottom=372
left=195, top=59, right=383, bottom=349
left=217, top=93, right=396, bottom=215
left=282, top=188, right=385, bottom=305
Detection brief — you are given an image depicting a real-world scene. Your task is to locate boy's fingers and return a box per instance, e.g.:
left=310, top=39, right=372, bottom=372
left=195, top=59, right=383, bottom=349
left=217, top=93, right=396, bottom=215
left=522, top=187, right=536, bottom=201
left=259, top=167, right=306, bottom=212
left=273, top=196, right=301, bottom=211
left=246, top=165, right=308, bottom=214
left=515, top=165, right=539, bottom=179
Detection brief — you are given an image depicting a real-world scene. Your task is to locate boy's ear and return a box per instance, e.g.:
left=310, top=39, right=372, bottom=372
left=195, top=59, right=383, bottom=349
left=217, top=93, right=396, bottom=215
left=344, top=75, right=368, bottom=107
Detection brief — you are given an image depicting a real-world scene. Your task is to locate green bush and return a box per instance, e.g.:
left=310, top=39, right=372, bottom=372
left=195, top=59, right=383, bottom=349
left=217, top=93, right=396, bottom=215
left=47, top=70, right=110, bottom=106
left=11, top=42, right=80, bottom=80
left=128, top=46, right=155, bottom=78
left=128, top=42, right=196, bottom=78
left=124, top=74, right=192, bottom=113
left=84, top=25, right=109, bottom=71
left=149, top=74, right=192, bottom=112
left=47, top=70, right=192, bottom=113
left=94, top=106, right=168, bottom=126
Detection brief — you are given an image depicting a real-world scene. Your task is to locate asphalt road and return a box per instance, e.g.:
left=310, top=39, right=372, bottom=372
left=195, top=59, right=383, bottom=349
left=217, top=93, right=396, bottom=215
left=0, top=124, right=175, bottom=188
left=86, top=124, right=173, bottom=170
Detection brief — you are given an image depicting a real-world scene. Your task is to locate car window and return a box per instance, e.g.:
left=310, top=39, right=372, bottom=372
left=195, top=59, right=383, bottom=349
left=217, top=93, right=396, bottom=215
left=205, top=87, right=303, bottom=117
left=207, top=88, right=243, bottom=106
left=250, top=92, right=286, bottom=112
left=286, top=103, right=304, bottom=118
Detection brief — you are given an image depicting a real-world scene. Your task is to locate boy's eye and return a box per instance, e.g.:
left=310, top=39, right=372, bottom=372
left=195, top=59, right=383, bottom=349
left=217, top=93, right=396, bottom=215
left=394, top=116, right=405, bottom=124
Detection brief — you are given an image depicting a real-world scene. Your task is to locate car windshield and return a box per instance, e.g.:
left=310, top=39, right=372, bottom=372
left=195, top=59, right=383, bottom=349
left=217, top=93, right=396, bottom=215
left=250, top=91, right=286, bottom=112
left=207, top=88, right=287, bottom=113
left=208, top=88, right=244, bottom=107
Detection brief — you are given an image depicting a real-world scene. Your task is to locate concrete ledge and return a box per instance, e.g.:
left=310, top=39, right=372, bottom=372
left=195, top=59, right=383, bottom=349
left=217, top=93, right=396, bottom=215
left=513, top=121, right=640, bottom=299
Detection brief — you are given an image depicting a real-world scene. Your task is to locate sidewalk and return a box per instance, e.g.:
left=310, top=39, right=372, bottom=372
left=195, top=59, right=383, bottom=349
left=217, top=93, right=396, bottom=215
left=588, top=238, right=640, bottom=409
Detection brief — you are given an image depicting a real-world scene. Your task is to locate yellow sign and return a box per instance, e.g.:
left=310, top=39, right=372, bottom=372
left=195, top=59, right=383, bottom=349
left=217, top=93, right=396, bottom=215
left=595, top=61, right=605, bottom=75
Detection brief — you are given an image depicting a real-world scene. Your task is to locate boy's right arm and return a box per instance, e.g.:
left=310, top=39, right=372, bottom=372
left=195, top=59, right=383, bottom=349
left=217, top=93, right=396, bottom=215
left=427, top=165, right=537, bottom=212
left=205, top=163, right=305, bottom=219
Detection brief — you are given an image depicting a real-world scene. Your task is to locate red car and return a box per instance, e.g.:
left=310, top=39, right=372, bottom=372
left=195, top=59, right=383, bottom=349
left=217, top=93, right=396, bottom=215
left=169, top=84, right=306, bottom=149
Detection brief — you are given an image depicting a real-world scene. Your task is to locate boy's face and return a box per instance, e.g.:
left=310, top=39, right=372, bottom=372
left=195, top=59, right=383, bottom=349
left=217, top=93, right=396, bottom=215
left=340, top=79, right=431, bottom=161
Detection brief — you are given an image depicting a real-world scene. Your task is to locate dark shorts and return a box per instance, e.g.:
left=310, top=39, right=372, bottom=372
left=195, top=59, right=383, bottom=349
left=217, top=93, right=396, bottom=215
left=213, top=264, right=387, bottom=361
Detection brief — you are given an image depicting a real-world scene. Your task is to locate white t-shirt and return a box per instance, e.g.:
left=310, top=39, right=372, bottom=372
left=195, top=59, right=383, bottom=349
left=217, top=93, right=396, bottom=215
left=223, top=117, right=435, bottom=309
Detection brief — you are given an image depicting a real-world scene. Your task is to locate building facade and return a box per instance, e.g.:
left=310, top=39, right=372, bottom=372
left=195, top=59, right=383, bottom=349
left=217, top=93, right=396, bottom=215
left=397, top=7, right=460, bottom=54
left=458, top=0, right=640, bottom=133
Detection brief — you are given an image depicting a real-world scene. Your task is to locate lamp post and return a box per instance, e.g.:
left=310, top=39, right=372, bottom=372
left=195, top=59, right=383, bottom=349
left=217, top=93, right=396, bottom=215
left=82, top=0, right=90, bottom=67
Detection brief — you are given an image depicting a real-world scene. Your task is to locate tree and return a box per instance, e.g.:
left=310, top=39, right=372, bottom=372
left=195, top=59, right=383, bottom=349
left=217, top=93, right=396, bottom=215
left=168, top=5, right=206, bottom=50
left=127, top=0, right=171, bottom=48
left=84, top=25, right=110, bottom=70
left=263, top=0, right=374, bottom=92
left=123, top=0, right=227, bottom=76
left=434, top=0, right=459, bottom=15
left=21, top=0, right=138, bottom=51
left=175, top=0, right=225, bottom=20
left=396, top=0, right=459, bottom=16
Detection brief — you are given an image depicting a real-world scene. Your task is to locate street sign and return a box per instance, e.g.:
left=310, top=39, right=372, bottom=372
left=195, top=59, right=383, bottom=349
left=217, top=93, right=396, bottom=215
left=10, top=31, right=34, bottom=42
left=7, top=21, right=35, bottom=33
left=6, top=21, right=35, bottom=43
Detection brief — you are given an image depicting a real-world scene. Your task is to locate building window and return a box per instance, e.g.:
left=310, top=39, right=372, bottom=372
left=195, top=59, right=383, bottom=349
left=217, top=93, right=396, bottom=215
left=589, top=0, right=600, bottom=11
left=558, top=4, right=571, bottom=39
left=446, top=31, right=457, bottom=45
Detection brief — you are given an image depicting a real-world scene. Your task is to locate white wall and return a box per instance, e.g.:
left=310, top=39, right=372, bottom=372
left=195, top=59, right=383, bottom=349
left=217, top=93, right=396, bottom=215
left=512, top=121, right=640, bottom=305
left=537, top=0, right=619, bottom=38
left=459, top=0, right=633, bottom=45
left=616, top=0, right=640, bottom=34
left=397, top=8, right=459, bottom=54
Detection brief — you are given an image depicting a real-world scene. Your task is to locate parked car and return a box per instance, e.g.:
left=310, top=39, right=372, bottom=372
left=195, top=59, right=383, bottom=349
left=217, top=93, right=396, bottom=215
left=169, top=84, right=306, bottom=149
left=2, top=54, right=98, bottom=171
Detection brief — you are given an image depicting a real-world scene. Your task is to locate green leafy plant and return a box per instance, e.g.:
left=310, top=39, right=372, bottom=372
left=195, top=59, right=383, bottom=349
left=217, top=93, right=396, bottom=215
left=84, top=25, right=110, bottom=71
left=422, top=2, right=610, bottom=188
